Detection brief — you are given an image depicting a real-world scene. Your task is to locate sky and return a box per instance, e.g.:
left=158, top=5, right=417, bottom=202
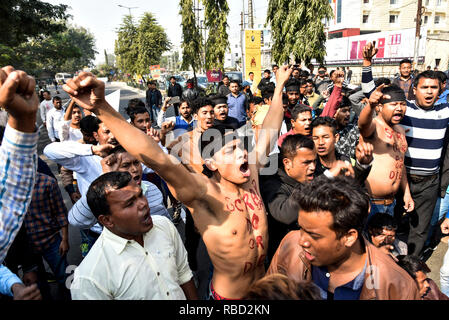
left=45, top=0, right=269, bottom=65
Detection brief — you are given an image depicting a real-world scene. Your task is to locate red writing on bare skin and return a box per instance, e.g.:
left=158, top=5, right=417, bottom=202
left=389, top=170, right=401, bottom=181
left=244, top=262, right=253, bottom=274
left=243, top=193, right=255, bottom=211
left=250, top=189, right=263, bottom=211
left=256, top=236, right=264, bottom=249
left=248, top=236, right=264, bottom=250
left=225, top=197, right=245, bottom=213
left=252, top=214, right=259, bottom=230
left=385, top=128, right=394, bottom=139
left=249, top=238, right=255, bottom=249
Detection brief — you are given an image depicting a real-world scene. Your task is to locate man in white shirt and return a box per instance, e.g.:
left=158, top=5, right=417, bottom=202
left=71, top=171, right=197, bottom=300
left=39, top=90, right=53, bottom=127
left=58, top=100, right=83, bottom=142
left=46, top=96, right=65, bottom=142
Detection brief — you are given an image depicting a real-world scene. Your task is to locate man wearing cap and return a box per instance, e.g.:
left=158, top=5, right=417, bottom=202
left=358, top=83, right=414, bottom=218
left=211, top=95, right=240, bottom=130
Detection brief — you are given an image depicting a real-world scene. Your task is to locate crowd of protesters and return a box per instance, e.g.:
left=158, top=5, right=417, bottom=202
left=1, top=41, right=449, bottom=301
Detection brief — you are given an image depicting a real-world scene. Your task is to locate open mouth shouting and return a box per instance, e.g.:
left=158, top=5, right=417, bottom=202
left=239, top=161, right=251, bottom=178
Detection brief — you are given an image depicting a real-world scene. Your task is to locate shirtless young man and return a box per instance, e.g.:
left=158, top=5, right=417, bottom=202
left=358, top=66, right=414, bottom=216
left=63, top=66, right=293, bottom=299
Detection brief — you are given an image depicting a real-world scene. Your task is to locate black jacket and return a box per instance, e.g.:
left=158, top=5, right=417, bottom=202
left=260, top=168, right=302, bottom=262
left=167, top=83, right=183, bottom=98
left=182, top=88, right=199, bottom=102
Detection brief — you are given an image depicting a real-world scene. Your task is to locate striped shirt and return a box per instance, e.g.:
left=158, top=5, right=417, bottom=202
left=361, top=65, right=449, bottom=175
left=0, top=124, right=38, bottom=264
left=401, top=101, right=449, bottom=175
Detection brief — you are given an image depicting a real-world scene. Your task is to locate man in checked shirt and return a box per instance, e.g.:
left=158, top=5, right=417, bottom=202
left=22, top=172, right=70, bottom=300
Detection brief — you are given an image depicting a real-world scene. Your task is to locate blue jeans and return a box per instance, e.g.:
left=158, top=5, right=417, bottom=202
left=150, top=105, right=160, bottom=124
left=369, top=199, right=396, bottom=217
left=425, top=194, right=449, bottom=246
left=42, top=234, right=68, bottom=285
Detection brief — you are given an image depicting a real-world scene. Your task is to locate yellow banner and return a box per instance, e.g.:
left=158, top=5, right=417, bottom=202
left=245, top=30, right=262, bottom=96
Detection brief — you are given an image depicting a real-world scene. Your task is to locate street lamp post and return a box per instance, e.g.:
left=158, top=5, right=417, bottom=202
left=118, top=4, right=138, bottom=18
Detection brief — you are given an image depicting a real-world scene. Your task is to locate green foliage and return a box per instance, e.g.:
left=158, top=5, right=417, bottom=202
left=179, top=0, right=203, bottom=74
left=0, top=25, right=97, bottom=77
left=267, top=0, right=333, bottom=64
left=0, top=1, right=96, bottom=77
left=202, top=0, right=230, bottom=70
left=0, top=0, right=69, bottom=47
left=115, top=13, right=171, bottom=76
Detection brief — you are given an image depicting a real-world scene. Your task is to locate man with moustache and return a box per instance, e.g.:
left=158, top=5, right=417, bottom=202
left=277, top=104, right=312, bottom=147
left=362, top=42, right=449, bottom=258
left=211, top=95, right=240, bottom=130
left=267, top=176, right=420, bottom=300
left=71, top=171, right=197, bottom=300
left=358, top=83, right=414, bottom=217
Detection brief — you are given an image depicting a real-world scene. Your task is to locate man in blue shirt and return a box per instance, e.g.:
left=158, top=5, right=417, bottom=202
left=227, top=80, right=248, bottom=127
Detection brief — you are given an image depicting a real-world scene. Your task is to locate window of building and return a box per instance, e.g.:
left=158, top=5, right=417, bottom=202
left=363, top=0, right=369, bottom=3
left=337, top=0, right=342, bottom=23
left=437, top=0, right=442, bottom=6
left=424, top=15, right=429, bottom=24
left=425, top=0, right=430, bottom=5
left=363, top=15, right=369, bottom=23
left=390, top=0, right=398, bottom=4
left=390, top=14, right=399, bottom=24
left=435, top=15, right=441, bottom=24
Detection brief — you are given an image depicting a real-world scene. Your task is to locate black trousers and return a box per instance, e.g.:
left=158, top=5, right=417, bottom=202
left=407, top=173, right=440, bottom=256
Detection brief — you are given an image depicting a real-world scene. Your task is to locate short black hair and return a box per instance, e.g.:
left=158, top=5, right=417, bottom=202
left=264, top=69, right=271, bottom=74
left=291, top=104, right=312, bottom=120
left=311, top=116, right=337, bottom=135
left=399, top=59, right=412, bottom=66
left=87, top=171, right=133, bottom=219
left=191, top=96, right=213, bottom=114
left=129, top=106, right=150, bottom=122
left=198, top=123, right=246, bottom=177
left=249, top=72, right=254, bottom=75
left=285, top=78, right=300, bottom=92
left=397, top=255, right=431, bottom=279
left=43, top=90, right=50, bottom=95
left=435, top=70, right=448, bottom=83
left=338, top=95, right=352, bottom=109
left=52, top=96, right=61, bottom=101
left=280, top=134, right=315, bottom=161
left=414, top=70, right=441, bottom=87
left=261, top=86, right=275, bottom=101
left=299, top=70, right=310, bottom=78
left=374, top=77, right=391, bottom=87
left=380, top=84, right=406, bottom=102
left=210, top=94, right=228, bottom=106
left=366, top=213, right=398, bottom=237
left=125, top=98, right=146, bottom=116
left=249, top=96, right=264, bottom=105
left=272, top=64, right=279, bottom=69
left=294, top=175, right=370, bottom=239
left=230, top=79, right=240, bottom=86
left=318, top=65, right=326, bottom=70
left=222, top=75, right=229, bottom=80
left=80, top=115, right=100, bottom=136
left=170, top=76, right=176, bottom=80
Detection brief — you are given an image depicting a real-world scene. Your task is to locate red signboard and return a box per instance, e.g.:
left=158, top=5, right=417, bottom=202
left=206, top=69, right=223, bottom=82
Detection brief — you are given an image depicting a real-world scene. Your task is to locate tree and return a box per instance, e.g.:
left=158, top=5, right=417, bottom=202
left=0, top=0, right=69, bottom=47
left=202, top=0, right=230, bottom=70
left=135, top=13, right=171, bottom=75
left=180, top=0, right=203, bottom=83
left=115, top=13, right=171, bottom=76
left=266, top=0, right=333, bottom=65
left=115, top=15, right=139, bottom=76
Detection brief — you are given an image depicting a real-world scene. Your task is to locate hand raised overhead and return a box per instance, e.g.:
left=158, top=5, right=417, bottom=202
left=363, top=42, right=378, bottom=61
left=0, top=66, right=38, bottom=132
left=63, top=72, right=106, bottom=113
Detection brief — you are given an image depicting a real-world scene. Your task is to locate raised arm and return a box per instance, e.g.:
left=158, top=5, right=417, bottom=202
left=0, top=66, right=39, bottom=264
left=361, top=42, right=378, bottom=98
left=64, top=99, right=76, bottom=121
left=255, top=65, right=292, bottom=167
left=63, top=73, right=207, bottom=204
left=320, top=70, right=344, bottom=118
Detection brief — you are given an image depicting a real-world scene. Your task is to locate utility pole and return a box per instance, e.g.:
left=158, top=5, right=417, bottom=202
left=240, top=12, right=245, bottom=72
left=413, top=0, right=423, bottom=71
left=118, top=4, right=138, bottom=20
left=248, top=0, right=254, bottom=29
